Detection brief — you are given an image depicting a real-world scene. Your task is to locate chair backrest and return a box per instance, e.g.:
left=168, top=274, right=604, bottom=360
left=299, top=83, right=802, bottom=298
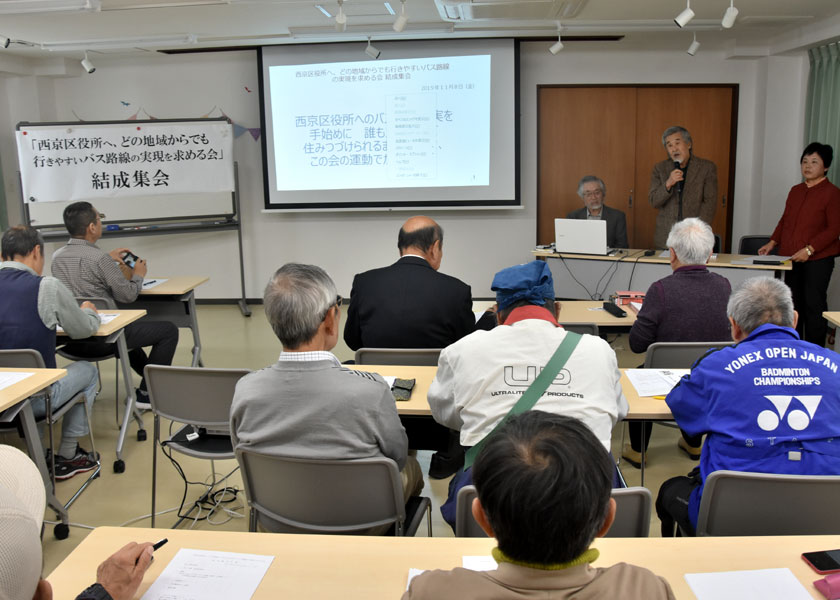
left=0, top=349, right=46, bottom=369
left=454, top=485, right=650, bottom=538
left=559, top=323, right=599, bottom=336
left=235, top=451, right=409, bottom=534
left=455, top=485, right=483, bottom=537
left=76, top=296, right=117, bottom=310
left=738, top=235, right=774, bottom=255
left=605, top=487, right=651, bottom=537
left=713, top=234, right=722, bottom=254
left=144, top=365, right=250, bottom=427
left=355, top=348, right=441, bottom=366
left=696, top=470, right=840, bottom=536
left=644, top=341, right=732, bottom=369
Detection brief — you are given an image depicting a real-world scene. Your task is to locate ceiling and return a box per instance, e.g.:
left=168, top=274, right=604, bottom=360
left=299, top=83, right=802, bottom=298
left=1, top=0, right=839, bottom=61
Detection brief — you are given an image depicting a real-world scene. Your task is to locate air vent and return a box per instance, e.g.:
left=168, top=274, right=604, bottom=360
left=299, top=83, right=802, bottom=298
left=434, top=0, right=587, bottom=22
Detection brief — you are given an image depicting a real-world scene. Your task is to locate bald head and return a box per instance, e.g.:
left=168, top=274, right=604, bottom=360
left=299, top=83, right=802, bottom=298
left=398, top=216, right=444, bottom=270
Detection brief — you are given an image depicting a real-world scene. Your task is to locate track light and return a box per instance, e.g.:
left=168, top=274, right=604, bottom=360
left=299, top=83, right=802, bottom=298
left=674, top=0, right=694, bottom=28
left=365, top=37, right=380, bottom=59
left=335, top=0, right=346, bottom=32
left=721, top=0, right=738, bottom=28
left=81, top=51, right=95, bottom=73
left=687, top=32, right=700, bottom=56
left=548, top=24, right=563, bottom=54
left=393, top=0, right=407, bottom=32
left=0, top=36, right=9, bottom=48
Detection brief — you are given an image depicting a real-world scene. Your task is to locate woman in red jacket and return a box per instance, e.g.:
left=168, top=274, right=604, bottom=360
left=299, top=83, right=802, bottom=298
left=759, top=142, right=840, bottom=345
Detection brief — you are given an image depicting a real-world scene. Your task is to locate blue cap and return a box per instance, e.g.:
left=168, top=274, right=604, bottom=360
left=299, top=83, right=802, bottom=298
left=491, top=260, right=555, bottom=311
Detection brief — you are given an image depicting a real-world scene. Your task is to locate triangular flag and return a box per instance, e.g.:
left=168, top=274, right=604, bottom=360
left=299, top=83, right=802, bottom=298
left=249, top=128, right=262, bottom=141
left=233, top=124, right=248, bottom=138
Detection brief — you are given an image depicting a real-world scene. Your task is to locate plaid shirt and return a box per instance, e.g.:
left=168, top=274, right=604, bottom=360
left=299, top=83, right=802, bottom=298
left=51, top=238, right=143, bottom=305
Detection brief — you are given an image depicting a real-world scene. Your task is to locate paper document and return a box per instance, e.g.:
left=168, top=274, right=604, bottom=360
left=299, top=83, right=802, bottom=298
left=142, top=278, right=169, bottom=289
left=624, top=369, right=690, bottom=397
left=383, top=375, right=396, bottom=387
left=685, top=567, right=811, bottom=600
left=140, top=549, right=273, bottom=600
left=406, top=568, right=425, bottom=590
left=630, top=301, right=643, bottom=313
left=463, top=556, right=498, bottom=571
left=0, top=371, right=34, bottom=392
left=731, top=256, right=791, bottom=265
left=55, top=312, right=117, bottom=334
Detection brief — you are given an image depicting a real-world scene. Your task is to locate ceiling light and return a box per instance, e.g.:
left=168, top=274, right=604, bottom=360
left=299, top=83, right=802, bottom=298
left=687, top=32, right=700, bottom=56
left=393, top=0, right=408, bottom=32
left=721, top=0, right=739, bottom=29
left=335, top=0, right=347, bottom=32
left=315, top=4, right=332, bottom=17
left=0, top=0, right=99, bottom=14
left=674, top=0, right=695, bottom=28
left=549, top=23, right=563, bottom=54
left=0, top=37, right=9, bottom=49
left=365, top=38, right=381, bottom=59
left=41, top=34, right=197, bottom=52
left=383, top=2, right=395, bottom=16
left=81, top=51, right=95, bottom=74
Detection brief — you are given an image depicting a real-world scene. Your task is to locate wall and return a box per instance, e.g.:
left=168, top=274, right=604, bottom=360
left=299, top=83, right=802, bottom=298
left=0, top=37, right=827, bottom=300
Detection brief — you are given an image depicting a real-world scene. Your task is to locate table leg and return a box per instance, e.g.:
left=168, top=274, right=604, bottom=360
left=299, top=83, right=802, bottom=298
left=640, top=420, right=647, bottom=487
left=18, top=401, right=69, bottom=524
left=185, top=291, right=203, bottom=368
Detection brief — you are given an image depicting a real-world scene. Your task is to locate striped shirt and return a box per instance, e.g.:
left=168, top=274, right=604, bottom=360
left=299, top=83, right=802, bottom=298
left=51, top=238, right=143, bottom=305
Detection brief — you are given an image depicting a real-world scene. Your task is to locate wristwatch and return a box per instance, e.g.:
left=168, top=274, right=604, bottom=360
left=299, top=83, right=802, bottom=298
left=805, top=246, right=813, bottom=257
left=75, top=583, right=114, bottom=600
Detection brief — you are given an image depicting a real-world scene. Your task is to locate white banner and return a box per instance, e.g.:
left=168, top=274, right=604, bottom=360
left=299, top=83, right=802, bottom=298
left=16, top=121, right=234, bottom=203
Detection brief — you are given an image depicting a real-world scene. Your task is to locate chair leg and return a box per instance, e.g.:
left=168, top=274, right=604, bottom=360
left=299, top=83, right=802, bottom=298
left=114, top=359, right=120, bottom=427
left=426, top=503, right=432, bottom=537
left=151, top=415, right=159, bottom=528
left=249, top=507, right=257, bottom=532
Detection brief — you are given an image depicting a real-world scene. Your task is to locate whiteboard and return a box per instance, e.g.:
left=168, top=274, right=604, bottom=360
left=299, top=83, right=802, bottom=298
left=16, top=118, right=236, bottom=227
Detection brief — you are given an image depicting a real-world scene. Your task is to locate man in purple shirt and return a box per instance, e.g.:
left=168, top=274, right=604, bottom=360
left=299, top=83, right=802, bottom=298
left=623, top=218, right=731, bottom=467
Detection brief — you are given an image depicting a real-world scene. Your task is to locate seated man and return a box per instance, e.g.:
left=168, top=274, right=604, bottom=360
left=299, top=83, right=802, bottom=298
left=428, top=260, right=627, bottom=528
left=50, top=201, right=178, bottom=407
left=624, top=217, right=731, bottom=466
left=344, top=215, right=490, bottom=351
left=0, top=225, right=100, bottom=480
left=0, top=445, right=155, bottom=600
left=403, top=411, right=674, bottom=599
left=230, top=263, right=423, bottom=531
left=657, top=277, right=840, bottom=536
left=566, top=175, right=629, bottom=249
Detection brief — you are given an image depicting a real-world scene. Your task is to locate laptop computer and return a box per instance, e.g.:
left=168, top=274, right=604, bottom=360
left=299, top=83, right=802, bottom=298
left=554, top=218, right=610, bottom=255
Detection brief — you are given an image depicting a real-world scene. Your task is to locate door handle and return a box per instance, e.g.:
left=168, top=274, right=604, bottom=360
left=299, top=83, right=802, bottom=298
left=722, top=195, right=727, bottom=207
left=628, top=189, right=634, bottom=208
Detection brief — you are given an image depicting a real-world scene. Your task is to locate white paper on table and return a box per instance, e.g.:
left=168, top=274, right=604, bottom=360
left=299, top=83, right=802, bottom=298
left=624, top=368, right=690, bottom=397
left=630, top=301, right=643, bottom=313
left=55, top=312, right=118, bottom=334
left=383, top=375, right=397, bottom=387
left=587, top=306, right=605, bottom=312
left=684, top=567, right=812, bottom=600
left=0, top=371, right=34, bottom=391
left=462, top=555, right=498, bottom=571
left=140, top=548, right=274, bottom=600
left=406, top=568, right=425, bottom=590
left=142, top=278, right=169, bottom=289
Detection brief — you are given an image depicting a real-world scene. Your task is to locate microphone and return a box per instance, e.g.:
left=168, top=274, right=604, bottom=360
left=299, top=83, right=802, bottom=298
left=674, top=160, right=684, bottom=195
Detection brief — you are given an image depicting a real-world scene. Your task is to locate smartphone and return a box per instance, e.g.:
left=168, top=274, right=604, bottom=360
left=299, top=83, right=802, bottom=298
left=802, top=549, right=840, bottom=574
left=122, top=251, right=139, bottom=269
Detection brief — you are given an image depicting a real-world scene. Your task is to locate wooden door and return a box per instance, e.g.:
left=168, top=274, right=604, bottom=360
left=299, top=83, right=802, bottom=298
left=537, top=87, right=637, bottom=245
left=633, top=86, right=735, bottom=250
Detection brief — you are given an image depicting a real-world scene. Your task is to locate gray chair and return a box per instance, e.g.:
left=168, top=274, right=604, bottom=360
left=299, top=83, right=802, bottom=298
left=738, top=235, right=774, bottom=255
left=695, top=470, right=840, bottom=536
left=145, top=364, right=250, bottom=528
left=57, top=296, right=123, bottom=425
left=559, top=323, right=599, bottom=336
left=354, top=348, right=441, bottom=366
left=643, top=341, right=733, bottom=369
left=236, top=451, right=432, bottom=536
left=455, top=485, right=650, bottom=538
left=0, top=349, right=100, bottom=515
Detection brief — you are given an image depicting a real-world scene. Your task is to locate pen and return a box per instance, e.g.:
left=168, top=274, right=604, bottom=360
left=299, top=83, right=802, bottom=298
left=137, top=538, right=168, bottom=565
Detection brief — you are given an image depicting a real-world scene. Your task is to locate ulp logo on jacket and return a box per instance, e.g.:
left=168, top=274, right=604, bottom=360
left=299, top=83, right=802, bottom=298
left=757, top=395, right=822, bottom=431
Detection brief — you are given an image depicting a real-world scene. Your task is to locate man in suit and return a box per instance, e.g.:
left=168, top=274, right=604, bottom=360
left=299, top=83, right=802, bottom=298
left=344, top=215, right=486, bottom=350
left=649, top=126, right=718, bottom=249
left=345, top=215, right=490, bottom=479
left=566, top=175, right=629, bottom=249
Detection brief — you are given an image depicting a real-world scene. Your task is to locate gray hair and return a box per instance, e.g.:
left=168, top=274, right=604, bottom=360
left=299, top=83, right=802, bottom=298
left=661, top=126, right=692, bottom=148
left=576, top=175, right=606, bottom=198
left=666, top=218, right=714, bottom=265
left=263, top=263, right=337, bottom=349
left=727, top=277, right=795, bottom=335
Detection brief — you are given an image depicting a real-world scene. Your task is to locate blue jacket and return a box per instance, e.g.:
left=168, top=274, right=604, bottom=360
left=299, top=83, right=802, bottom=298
left=666, top=323, right=840, bottom=527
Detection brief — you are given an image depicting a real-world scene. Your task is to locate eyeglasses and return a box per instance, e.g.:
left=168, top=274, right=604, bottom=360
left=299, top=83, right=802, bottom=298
left=320, top=295, right=342, bottom=321
left=582, top=190, right=603, bottom=198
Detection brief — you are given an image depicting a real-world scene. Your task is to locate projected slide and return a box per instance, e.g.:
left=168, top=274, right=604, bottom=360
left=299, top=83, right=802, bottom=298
left=268, top=55, right=491, bottom=191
